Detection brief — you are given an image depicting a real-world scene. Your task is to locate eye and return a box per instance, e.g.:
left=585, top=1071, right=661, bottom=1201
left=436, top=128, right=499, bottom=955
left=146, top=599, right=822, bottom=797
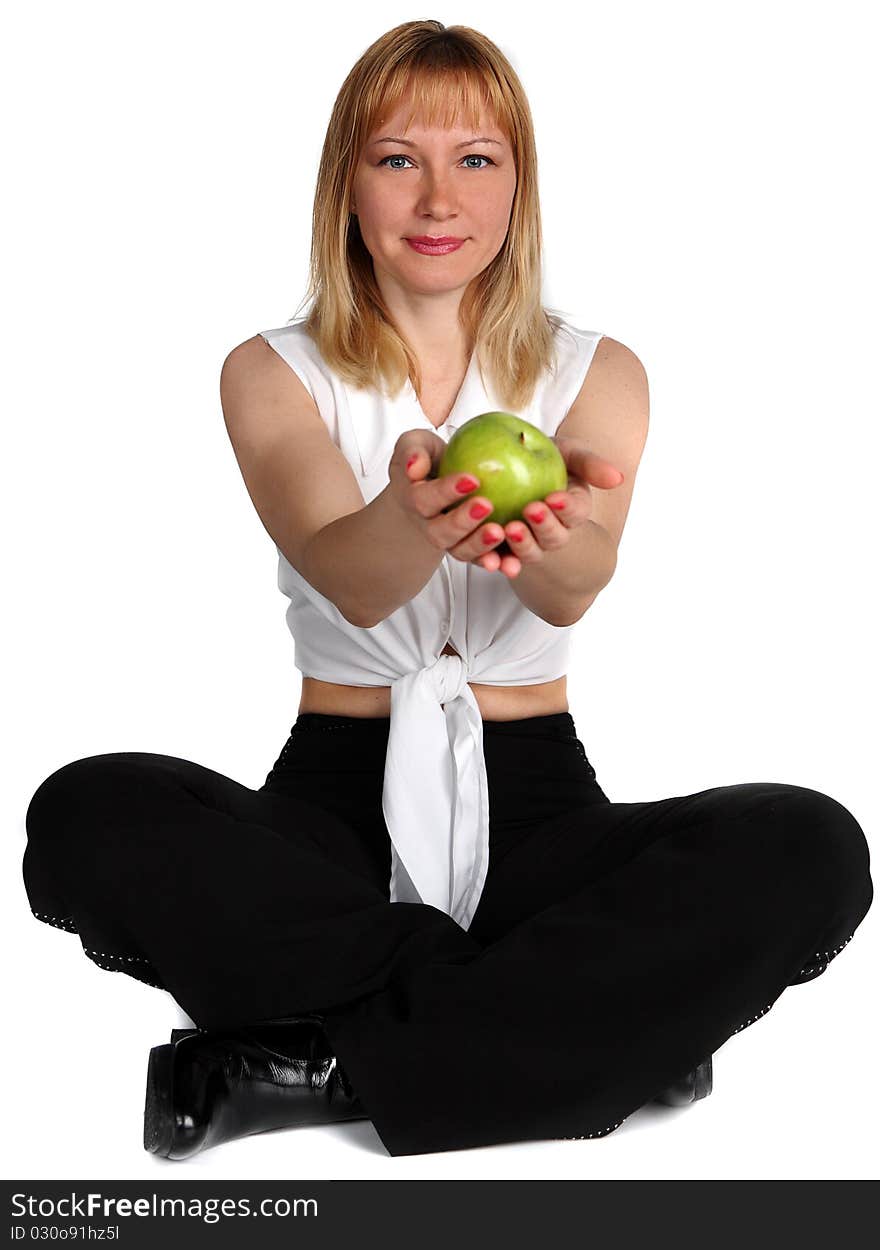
left=378, top=154, right=495, bottom=171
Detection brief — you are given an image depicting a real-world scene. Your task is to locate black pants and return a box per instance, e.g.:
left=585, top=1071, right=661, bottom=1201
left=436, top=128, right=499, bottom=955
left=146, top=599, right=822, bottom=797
left=22, top=711, right=873, bottom=1156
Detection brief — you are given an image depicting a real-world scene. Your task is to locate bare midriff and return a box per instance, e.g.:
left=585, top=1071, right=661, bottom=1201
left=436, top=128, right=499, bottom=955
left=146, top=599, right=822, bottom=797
left=298, top=643, right=569, bottom=721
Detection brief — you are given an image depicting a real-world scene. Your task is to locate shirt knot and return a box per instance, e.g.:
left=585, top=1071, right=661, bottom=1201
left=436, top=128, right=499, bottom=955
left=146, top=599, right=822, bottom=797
left=426, top=652, right=471, bottom=705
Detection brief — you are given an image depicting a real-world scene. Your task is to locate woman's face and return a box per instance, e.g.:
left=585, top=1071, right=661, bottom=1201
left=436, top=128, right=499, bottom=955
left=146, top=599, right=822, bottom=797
left=351, top=102, right=517, bottom=303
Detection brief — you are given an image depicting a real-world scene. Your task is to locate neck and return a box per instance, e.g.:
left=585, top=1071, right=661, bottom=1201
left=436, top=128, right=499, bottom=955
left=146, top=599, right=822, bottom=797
left=375, top=270, right=473, bottom=380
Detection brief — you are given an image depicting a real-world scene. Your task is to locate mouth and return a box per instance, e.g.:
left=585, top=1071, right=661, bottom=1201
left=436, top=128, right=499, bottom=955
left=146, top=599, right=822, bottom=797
left=405, top=237, right=466, bottom=254
left=406, top=236, right=466, bottom=245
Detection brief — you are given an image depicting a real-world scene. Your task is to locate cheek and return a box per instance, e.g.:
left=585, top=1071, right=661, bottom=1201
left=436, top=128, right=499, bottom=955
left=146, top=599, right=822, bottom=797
left=370, top=187, right=408, bottom=226
left=479, top=181, right=515, bottom=217
left=356, top=200, right=396, bottom=243
left=478, top=196, right=515, bottom=239
left=355, top=172, right=394, bottom=210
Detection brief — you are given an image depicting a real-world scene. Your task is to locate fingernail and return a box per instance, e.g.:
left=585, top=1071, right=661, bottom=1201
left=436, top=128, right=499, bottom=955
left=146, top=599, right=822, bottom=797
left=527, top=508, right=546, bottom=523
left=509, top=527, right=525, bottom=541
left=470, top=502, right=492, bottom=519
left=406, top=454, right=418, bottom=470
left=549, top=499, right=566, bottom=511
left=482, top=530, right=499, bottom=545
left=456, top=475, right=480, bottom=494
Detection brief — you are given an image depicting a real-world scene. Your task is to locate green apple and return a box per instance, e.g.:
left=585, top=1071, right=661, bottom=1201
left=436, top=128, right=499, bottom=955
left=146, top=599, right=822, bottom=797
left=437, top=412, right=568, bottom=526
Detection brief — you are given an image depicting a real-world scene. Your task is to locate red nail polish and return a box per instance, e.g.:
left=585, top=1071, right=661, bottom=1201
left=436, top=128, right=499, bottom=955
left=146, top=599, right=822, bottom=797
left=528, top=508, right=546, bottom=523
left=549, top=499, right=566, bottom=510
left=406, top=454, right=418, bottom=470
left=456, top=476, right=480, bottom=494
left=470, top=502, right=492, bottom=519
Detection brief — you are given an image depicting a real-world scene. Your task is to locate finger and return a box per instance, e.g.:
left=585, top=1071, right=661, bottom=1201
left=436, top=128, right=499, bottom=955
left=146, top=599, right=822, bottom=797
left=475, top=549, right=502, bottom=573
left=429, top=485, right=505, bottom=557
left=497, top=549, right=522, bottom=578
left=395, top=432, right=446, bottom=483
left=404, top=449, right=429, bottom=480
left=541, top=489, right=591, bottom=527
left=578, top=453, right=624, bottom=488
left=406, top=446, right=464, bottom=483
left=519, top=503, right=568, bottom=550
left=417, top=470, right=486, bottom=522
left=555, top=438, right=625, bottom=488
left=449, top=517, right=505, bottom=562
left=505, top=519, right=539, bottom=560
left=481, top=538, right=523, bottom=578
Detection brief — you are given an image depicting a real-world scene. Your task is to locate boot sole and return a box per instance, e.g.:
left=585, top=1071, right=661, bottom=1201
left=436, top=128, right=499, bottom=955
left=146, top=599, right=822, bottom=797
left=694, top=1056, right=713, bottom=1100
left=143, top=1043, right=176, bottom=1157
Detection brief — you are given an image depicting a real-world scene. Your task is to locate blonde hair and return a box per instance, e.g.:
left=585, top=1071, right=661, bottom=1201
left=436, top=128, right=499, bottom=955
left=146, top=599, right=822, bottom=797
left=290, top=19, right=570, bottom=413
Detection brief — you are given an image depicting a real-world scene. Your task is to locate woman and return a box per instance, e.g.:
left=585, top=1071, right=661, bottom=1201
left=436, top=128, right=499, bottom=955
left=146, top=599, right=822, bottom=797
left=22, top=21, right=872, bottom=1160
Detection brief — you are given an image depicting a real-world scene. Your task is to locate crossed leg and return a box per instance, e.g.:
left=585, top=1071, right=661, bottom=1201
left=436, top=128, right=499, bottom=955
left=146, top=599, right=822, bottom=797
left=23, top=756, right=872, bottom=1157
left=321, top=780, right=873, bottom=1154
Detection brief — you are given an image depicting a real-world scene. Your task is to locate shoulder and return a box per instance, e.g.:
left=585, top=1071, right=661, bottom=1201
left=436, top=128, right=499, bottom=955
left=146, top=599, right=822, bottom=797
left=221, top=329, right=316, bottom=398
left=220, top=332, right=321, bottom=443
left=585, top=336, right=648, bottom=434
left=552, top=317, right=647, bottom=396
left=559, top=333, right=649, bottom=436
left=583, top=334, right=647, bottom=393
left=221, top=333, right=275, bottom=379
left=577, top=335, right=645, bottom=432
left=596, top=334, right=645, bottom=369
left=223, top=322, right=313, bottom=369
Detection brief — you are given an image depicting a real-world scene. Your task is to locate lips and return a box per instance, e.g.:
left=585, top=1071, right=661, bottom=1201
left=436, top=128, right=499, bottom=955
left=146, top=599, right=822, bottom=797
left=406, top=236, right=465, bottom=245
left=405, top=237, right=467, bottom=256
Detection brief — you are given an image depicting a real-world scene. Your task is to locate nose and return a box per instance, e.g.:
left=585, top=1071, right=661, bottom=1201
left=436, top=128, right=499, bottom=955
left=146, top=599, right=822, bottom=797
left=416, top=174, right=459, bottom=220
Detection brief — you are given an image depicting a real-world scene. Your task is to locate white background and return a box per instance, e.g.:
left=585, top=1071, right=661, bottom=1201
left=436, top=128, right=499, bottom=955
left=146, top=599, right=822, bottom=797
left=3, top=0, right=877, bottom=1181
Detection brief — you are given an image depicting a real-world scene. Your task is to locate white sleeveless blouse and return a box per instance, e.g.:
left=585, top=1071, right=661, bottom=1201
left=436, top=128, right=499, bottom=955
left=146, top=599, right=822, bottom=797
left=258, top=315, right=604, bottom=930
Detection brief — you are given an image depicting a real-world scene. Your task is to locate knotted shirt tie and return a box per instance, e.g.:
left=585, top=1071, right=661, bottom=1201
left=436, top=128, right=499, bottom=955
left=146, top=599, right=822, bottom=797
left=381, top=652, right=490, bottom=931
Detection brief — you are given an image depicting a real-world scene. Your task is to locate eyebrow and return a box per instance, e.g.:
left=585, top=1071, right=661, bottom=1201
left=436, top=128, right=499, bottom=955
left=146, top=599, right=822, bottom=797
left=371, top=136, right=503, bottom=148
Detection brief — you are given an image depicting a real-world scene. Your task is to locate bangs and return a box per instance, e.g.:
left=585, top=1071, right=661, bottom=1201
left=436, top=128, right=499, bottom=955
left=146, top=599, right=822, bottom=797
left=362, top=58, right=513, bottom=145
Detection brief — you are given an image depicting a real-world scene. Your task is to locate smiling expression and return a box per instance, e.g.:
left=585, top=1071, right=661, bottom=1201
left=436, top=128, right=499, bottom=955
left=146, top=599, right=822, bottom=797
left=351, top=102, right=517, bottom=297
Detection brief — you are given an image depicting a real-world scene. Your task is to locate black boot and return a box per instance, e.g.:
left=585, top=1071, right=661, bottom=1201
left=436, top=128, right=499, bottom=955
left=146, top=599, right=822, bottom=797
left=143, top=1015, right=368, bottom=1160
left=651, top=1056, right=713, bottom=1106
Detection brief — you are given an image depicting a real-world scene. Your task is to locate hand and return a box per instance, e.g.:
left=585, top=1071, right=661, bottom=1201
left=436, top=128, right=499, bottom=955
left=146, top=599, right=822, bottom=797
left=473, top=435, right=625, bottom=578
left=388, top=431, right=512, bottom=571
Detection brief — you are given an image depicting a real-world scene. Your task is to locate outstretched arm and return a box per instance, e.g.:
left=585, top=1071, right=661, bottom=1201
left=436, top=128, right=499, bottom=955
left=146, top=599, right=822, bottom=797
left=490, top=336, right=650, bottom=626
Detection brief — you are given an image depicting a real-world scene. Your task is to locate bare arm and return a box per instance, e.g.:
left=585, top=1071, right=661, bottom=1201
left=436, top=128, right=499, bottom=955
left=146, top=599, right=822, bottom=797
left=505, top=336, right=650, bottom=626
left=220, top=336, right=507, bottom=628
left=303, top=481, right=445, bottom=626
